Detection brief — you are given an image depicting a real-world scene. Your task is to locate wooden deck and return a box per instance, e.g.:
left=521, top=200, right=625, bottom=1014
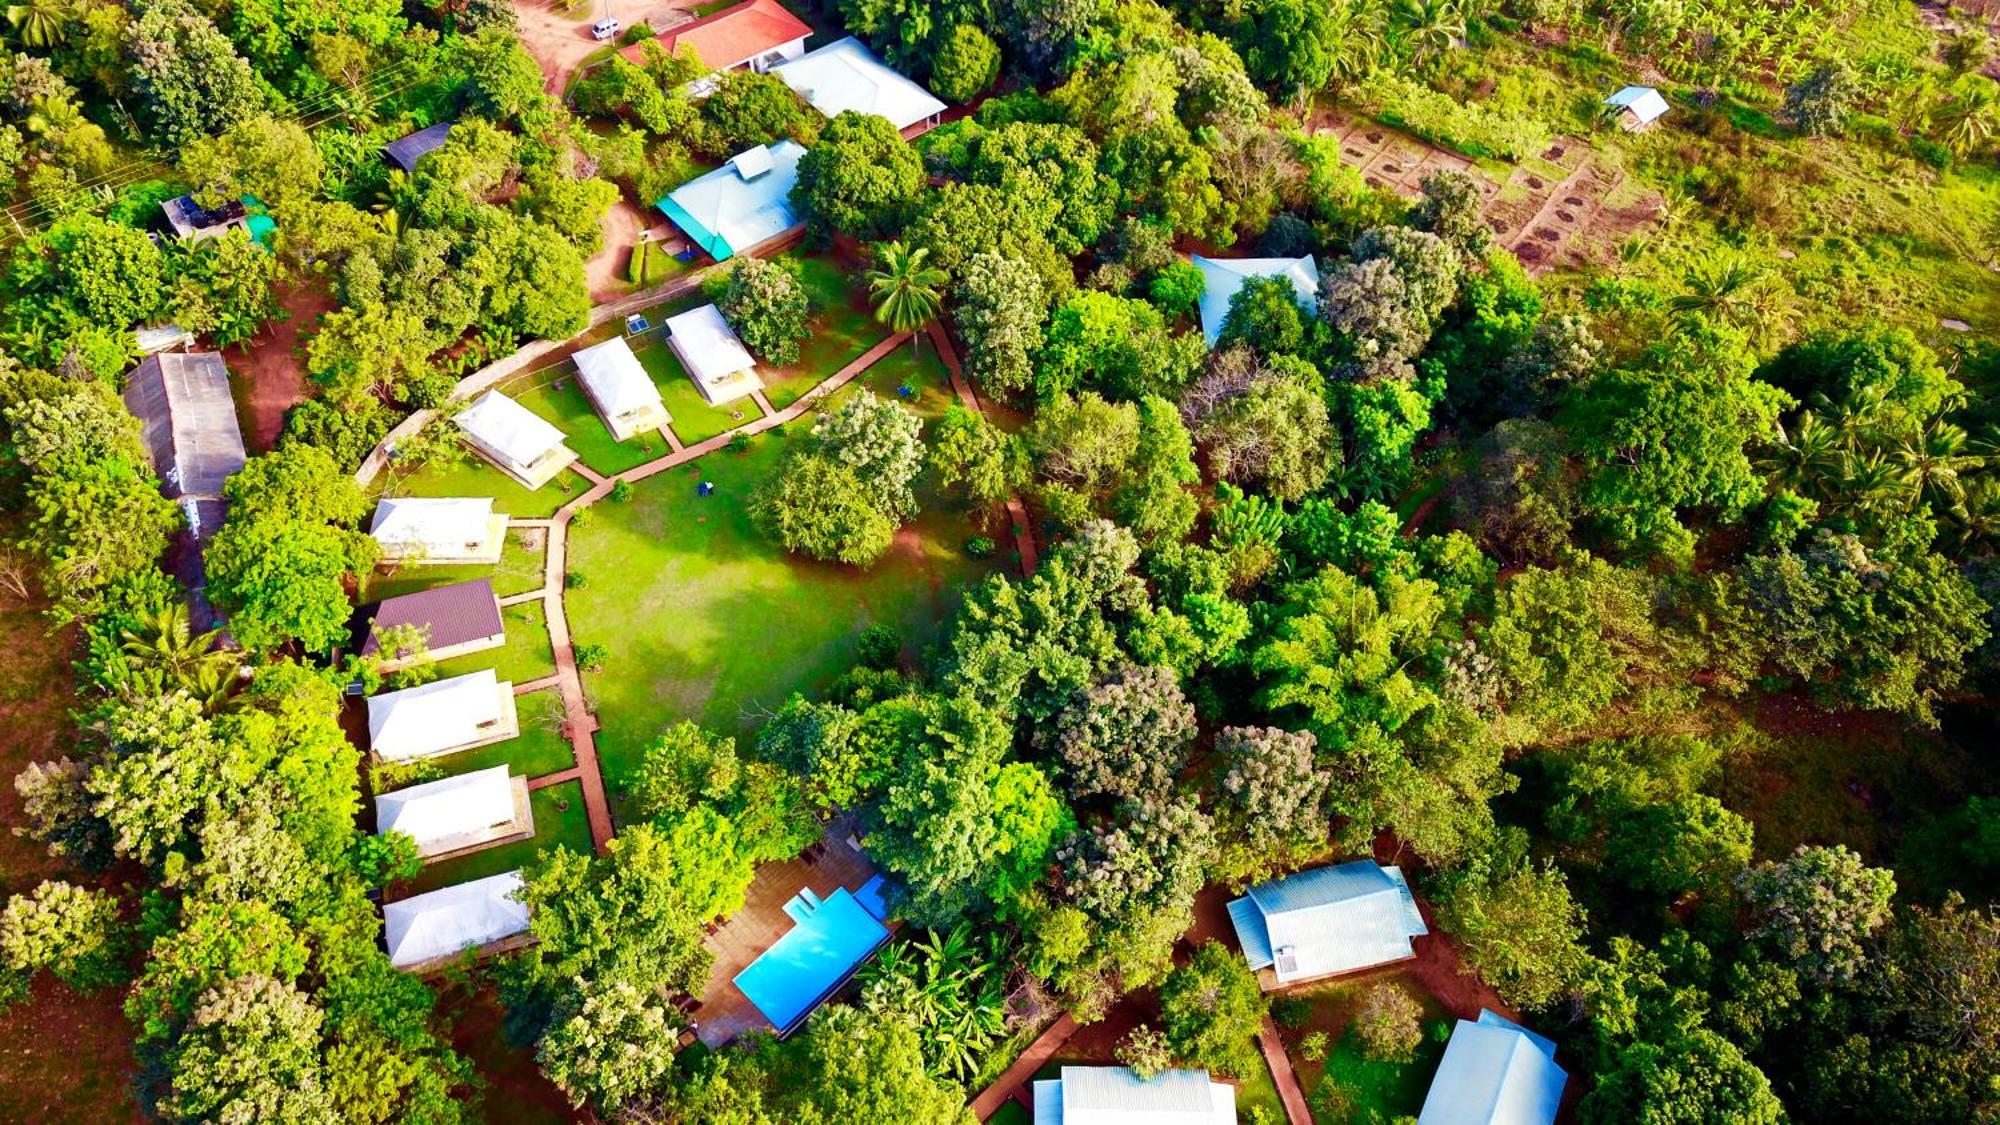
left=690, top=818, right=880, bottom=1047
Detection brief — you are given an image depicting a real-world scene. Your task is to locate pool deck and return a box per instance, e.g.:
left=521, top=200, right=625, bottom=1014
left=690, top=815, right=885, bottom=1046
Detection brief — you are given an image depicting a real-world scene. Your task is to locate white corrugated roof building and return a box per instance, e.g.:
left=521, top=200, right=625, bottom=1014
left=367, top=669, right=518, bottom=762
left=1417, top=1010, right=1567, bottom=1125
left=1192, top=254, right=1320, bottom=347
left=571, top=336, right=670, bottom=441
left=1605, top=85, right=1669, bottom=127
left=773, top=37, right=947, bottom=130
left=455, top=391, right=576, bottom=488
left=369, top=497, right=505, bottom=564
left=383, top=870, right=532, bottom=969
left=1032, top=1066, right=1235, bottom=1125
left=1227, top=860, right=1428, bottom=986
left=666, top=303, right=764, bottom=405
left=376, top=766, right=526, bottom=858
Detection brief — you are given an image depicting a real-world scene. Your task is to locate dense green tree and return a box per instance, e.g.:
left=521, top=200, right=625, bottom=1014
left=712, top=256, right=811, bottom=365
left=1737, top=844, right=1896, bottom=986
left=752, top=454, right=897, bottom=566
left=537, top=980, right=681, bottom=1112
left=809, top=390, right=925, bottom=520
left=1318, top=225, right=1459, bottom=381
left=159, top=974, right=337, bottom=1124
left=1211, top=725, right=1329, bottom=880
left=1038, top=290, right=1201, bottom=400
left=1582, top=1027, right=1784, bottom=1125
left=955, top=253, right=1048, bottom=400
left=793, top=111, right=925, bottom=239
left=179, top=118, right=323, bottom=211
left=1412, top=169, right=1490, bottom=258
left=1226, top=0, right=1337, bottom=103
left=1254, top=564, right=1450, bottom=748
left=1784, top=61, right=1858, bottom=137
left=930, top=404, right=1030, bottom=514
left=703, top=70, right=815, bottom=151
left=171, top=232, right=280, bottom=347
left=1182, top=347, right=1336, bottom=501
left=1432, top=833, right=1591, bottom=1011
left=0, top=879, right=128, bottom=991
left=929, top=24, right=1000, bottom=102
left=206, top=446, right=375, bottom=653
left=128, top=0, right=266, bottom=148
left=1479, top=555, right=1670, bottom=735
left=23, top=455, right=180, bottom=620
left=49, top=214, right=167, bottom=329
left=1039, top=664, right=1195, bottom=802
left=1217, top=274, right=1310, bottom=357
left=1159, top=941, right=1267, bottom=1078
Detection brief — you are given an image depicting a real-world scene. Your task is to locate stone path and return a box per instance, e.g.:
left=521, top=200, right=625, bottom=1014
left=1257, top=1015, right=1313, bottom=1125
left=498, top=589, right=546, bottom=607
left=968, top=1012, right=1078, bottom=1119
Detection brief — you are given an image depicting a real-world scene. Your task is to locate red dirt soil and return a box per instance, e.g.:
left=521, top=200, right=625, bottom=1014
left=448, top=985, right=581, bottom=1123
left=223, top=283, right=333, bottom=455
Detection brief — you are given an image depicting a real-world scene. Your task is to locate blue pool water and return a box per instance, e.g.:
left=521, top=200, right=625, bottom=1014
left=733, top=887, right=890, bottom=1035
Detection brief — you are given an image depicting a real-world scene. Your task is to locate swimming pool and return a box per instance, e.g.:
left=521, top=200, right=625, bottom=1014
left=732, top=886, right=891, bottom=1035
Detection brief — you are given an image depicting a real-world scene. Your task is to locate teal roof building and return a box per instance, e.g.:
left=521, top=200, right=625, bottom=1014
left=656, top=140, right=805, bottom=260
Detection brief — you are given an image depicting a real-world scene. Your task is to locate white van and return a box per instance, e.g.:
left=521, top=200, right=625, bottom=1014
left=591, top=17, right=620, bottom=40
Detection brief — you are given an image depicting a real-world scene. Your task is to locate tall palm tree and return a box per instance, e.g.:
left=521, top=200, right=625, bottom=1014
left=865, top=241, right=946, bottom=357
left=1393, top=0, right=1466, bottom=72
left=6, top=0, right=70, bottom=49
left=1935, top=78, right=1997, bottom=158
left=1893, top=418, right=1983, bottom=515
left=120, top=604, right=241, bottom=710
left=1669, top=252, right=1775, bottom=332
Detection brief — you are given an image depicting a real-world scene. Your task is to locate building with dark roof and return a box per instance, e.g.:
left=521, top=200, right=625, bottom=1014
left=383, top=122, right=455, bottom=173
left=122, top=351, right=246, bottom=526
left=363, top=578, right=506, bottom=669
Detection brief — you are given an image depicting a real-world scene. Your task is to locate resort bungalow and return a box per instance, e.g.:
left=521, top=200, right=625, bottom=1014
left=1604, top=85, right=1669, bottom=131
left=362, top=578, right=506, bottom=669
left=375, top=765, right=533, bottom=861
left=383, top=121, right=455, bottom=172
left=1417, top=1010, right=1568, bottom=1125
left=772, top=37, right=947, bottom=131
left=455, top=390, right=579, bottom=489
left=572, top=336, right=672, bottom=441
left=367, top=668, right=519, bottom=762
left=616, top=0, right=811, bottom=78
left=1192, top=254, right=1320, bottom=348
left=666, top=304, right=764, bottom=406
left=161, top=194, right=274, bottom=244
left=369, top=497, right=508, bottom=566
left=383, top=869, right=532, bottom=971
left=1227, top=860, right=1429, bottom=989
left=657, top=140, right=805, bottom=261
left=1032, top=1066, right=1236, bottom=1124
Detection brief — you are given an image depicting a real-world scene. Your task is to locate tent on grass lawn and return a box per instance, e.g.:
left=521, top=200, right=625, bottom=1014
left=375, top=766, right=533, bottom=860
left=455, top=391, right=579, bottom=489
left=383, top=870, right=531, bottom=970
left=369, top=497, right=507, bottom=566
left=572, top=336, right=672, bottom=441
left=666, top=303, right=764, bottom=405
left=367, top=668, right=519, bottom=762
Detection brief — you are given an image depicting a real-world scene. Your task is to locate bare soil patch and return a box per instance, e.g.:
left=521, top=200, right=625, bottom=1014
left=224, top=283, right=332, bottom=454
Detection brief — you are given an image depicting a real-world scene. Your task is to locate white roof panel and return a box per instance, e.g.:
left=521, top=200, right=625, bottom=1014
left=376, top=766, right=516, bottom=851
left=664, top=139, right=805, bottom=257
left=367, top=669, right=510, bottom=761
left=667, top=304, right=758, bottom=386
left=1605, top=85, right=1669, bottom=123
left=1192, top=254, right=1320, bottom=347
left=1234, top=861, right=1427, bottom=982
left=369, top=497, right=496, bottom=556
left=773, top=37, right=948, bottom=129
left=1046, top=1067, right=1236, bottom=1125
left=572, top=336, right=666, bottom=418
left=1417, top=1012, right=1567, bottom=1125
left=383, top=870, right=530, bottom=968
left=456, top=391, right=566, bottom=469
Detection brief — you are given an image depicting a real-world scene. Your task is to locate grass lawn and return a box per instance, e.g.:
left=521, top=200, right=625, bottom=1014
left=430, top=601, right=557, bottom=686
left=380, top=455, right=589, bottom=520
left=363, top=527, right=547, bottom=602
left=387, top=690, right=575, bottom=782
left=987, top=1101, right=1032, bottom=1125
left=637, top=339, right=757, bottom=445
left=406, top=780, right=593, bottom=894
left=503, top=374, right=676, bottom=477
left=565, top=421, right=999, bottom=824
left=1279, top=977, right=1451, bottom=1123
left=756, top=253, right=891, bottom=409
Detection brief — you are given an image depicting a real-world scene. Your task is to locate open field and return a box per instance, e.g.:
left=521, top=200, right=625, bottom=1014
left=382, top=457, right=592, bottom=520
left=431, top=601, right=558, bottom=686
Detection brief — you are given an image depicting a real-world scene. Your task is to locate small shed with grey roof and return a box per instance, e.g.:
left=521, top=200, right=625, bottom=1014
left=363, top=578, right=505, bottom=669
left=1032, top=1066, right=1236, bottom=1124
left=1417, top=1010, right=1567, bottom=1125
left=383, top=122, right=455, bottom=172
left=123, top=351, right=245, bottom=507
left=1227, top=859, right=1428, bottom=988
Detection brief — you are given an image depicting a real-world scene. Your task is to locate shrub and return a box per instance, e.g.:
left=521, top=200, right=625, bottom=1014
left=965, top=534, right=997, bottom=558
left=575, top=642, right=609, bottom=671
left=726, top=432, right=752, bottom=453
left=566, top=571, right=588, bottom=589
left=610, top=479, right=633, bottom=502
left=1271, top=995, right=1313, bottom=1029
left=1299, top=1030, right=1330, bottom=1062
left=1116, top=1025, right=1174, bottom=1080
left=856, top=624, right=900, bottom=670
left=1352, top=981, right=1423, bottom=1061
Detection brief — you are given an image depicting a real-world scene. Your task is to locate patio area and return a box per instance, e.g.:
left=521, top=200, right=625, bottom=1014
left=689, top=815, right=888, bottom=1047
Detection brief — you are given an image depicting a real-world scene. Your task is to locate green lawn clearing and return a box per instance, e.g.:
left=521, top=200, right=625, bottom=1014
left=757, top=253, right=891, bottom=409
left=987, top=1101, right=1031, bottom=1125
left=503, top=374, right=676, bottom=477
left=430, top=601, right=557, bottom=686
left=1278, top=977, right=1451, bottom=1124
left=406, top=780, right=593, bottom=895
left=363, top=526, right=547, bottom=603
left=638, top=340, right=756, bottom=444
left=565, top=421, right=999, bottom=824
left=380, top=455, right=589, bottom=520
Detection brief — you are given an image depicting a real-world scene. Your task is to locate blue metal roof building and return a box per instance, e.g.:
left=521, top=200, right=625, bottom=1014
left=656, top=140, right=805, bottom=260
left=1227, top=860, right=1428, bottom=987
left=1417, top=1010, right=1567, bottom=1125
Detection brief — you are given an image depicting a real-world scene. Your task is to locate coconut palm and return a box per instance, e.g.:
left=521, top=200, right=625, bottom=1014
left=1934, top=78, right=1997, bottom=158
left=865, top=240, right=946, bottom=356
left=120, top=603, right=242, bottom=710
left=1669, top=251, right=1776, bottom=332
left=6, top=0, right=70, bottom=49
left=1393, top=0, right=1466, bottom=72
left=1893, top=418, right=1983, bottom=515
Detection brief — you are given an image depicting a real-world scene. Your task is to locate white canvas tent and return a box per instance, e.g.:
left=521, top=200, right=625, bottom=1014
left=1032, top=1066, right=1236, bottom=1125
left=1417, top=1010, right=1567, bottom=1125
left=572, top=336, right=671, bottom=441
left=1192, top=255, right=1320, bottom=347
left=773, top=37, right=948, bottom=129
left=383, top=870, right=531, bottom=970
left=455, top=391, right=578, bottom=488
left=369, top=497, right=507, bottom=565
left=666, top=304, right=764, bottom=405
left=376, top=766, right=530, bottom=859
left=368, top=669, right=518, bottom=762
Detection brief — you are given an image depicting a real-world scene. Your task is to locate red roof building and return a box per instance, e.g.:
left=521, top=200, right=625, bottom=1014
left=619, top=0, right=813, bottom=75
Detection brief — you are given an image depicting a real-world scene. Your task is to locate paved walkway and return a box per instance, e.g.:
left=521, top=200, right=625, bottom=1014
left=1257, top=1015, right=1313, bottom=1125
left=926, top=323, right=1038, bottom=575
left=968, top=1013, right=1078, bottom=1119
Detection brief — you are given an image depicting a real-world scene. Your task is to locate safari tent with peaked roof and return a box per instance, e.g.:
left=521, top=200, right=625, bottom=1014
left=375, top=766, right=533, bottom=861
left=454, top=390, right=579, bottom=489
left=666, top=303, right=764, bottom=405
left=1192, top=254, right=1320, bottom=347
left=367, top=668, right=519, bottom=762
left=657, top=140, right=806, bottom=260
left=1417, top=1010, right=1568, bottom=1125
left=383, top=869, right=532, bottom=970
left=368, top=497, right=507, bottom=566
left=1227, top=859, right=1428, bottom=987
left=772, top=37, right=947, bottom=131
left=572, top=336, right=672, bottom=441
left=1031, top=1066, right=1237, bottom=1124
